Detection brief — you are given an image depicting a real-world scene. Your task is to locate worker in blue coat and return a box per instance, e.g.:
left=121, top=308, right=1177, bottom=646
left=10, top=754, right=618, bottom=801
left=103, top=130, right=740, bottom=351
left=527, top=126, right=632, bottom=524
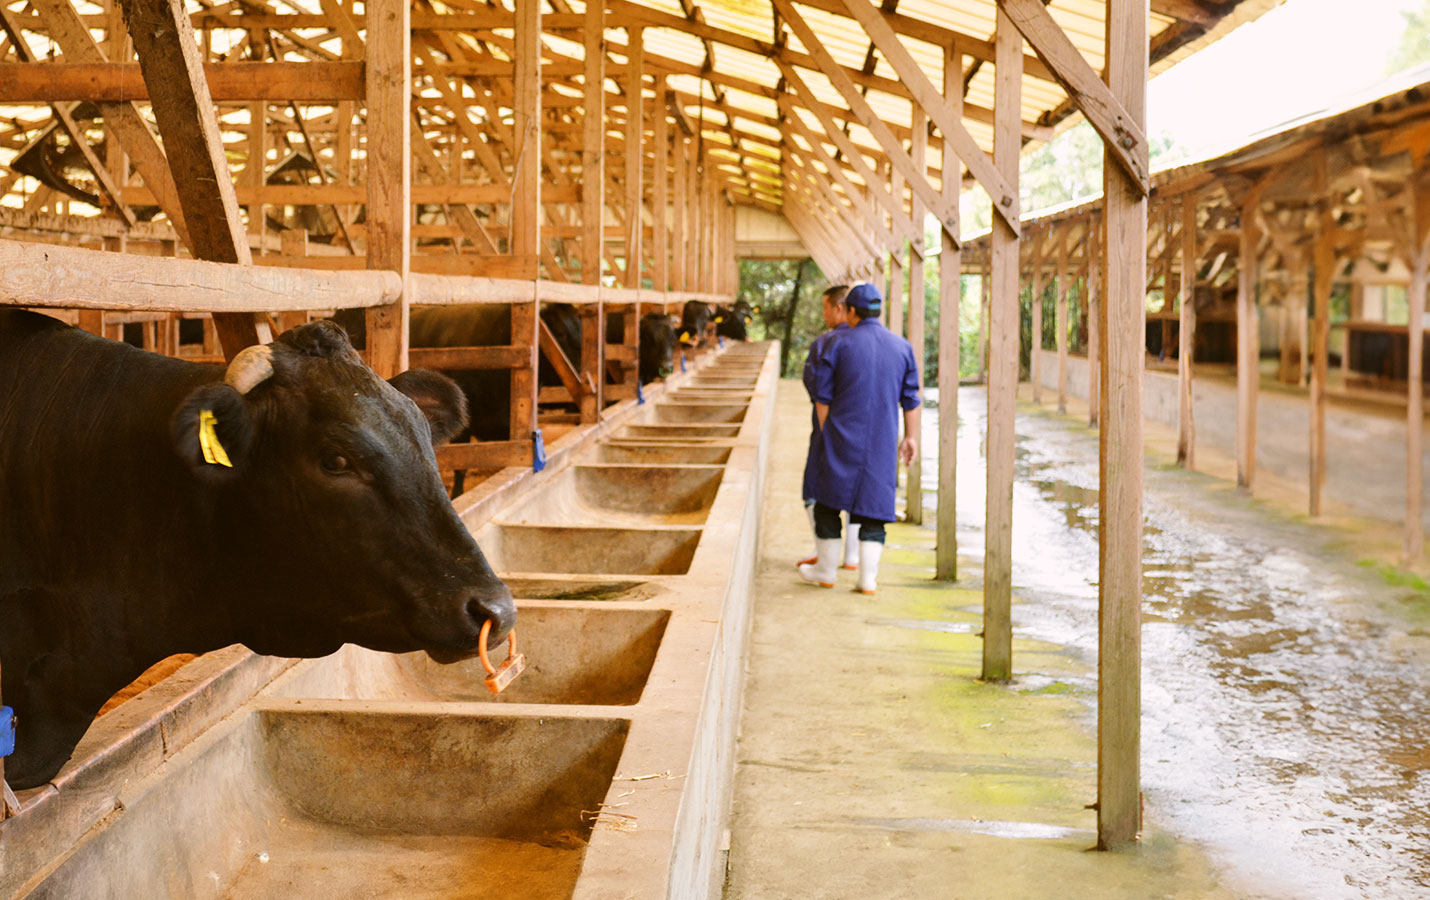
left=798, top=282, right=921, bottom=594
left=798, top=284, right=862, bottom=571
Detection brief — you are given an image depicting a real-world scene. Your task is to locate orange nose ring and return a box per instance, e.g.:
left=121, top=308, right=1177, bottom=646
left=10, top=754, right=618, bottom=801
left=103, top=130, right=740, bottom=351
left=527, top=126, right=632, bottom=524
left=478, top=619, right=526, bottom=694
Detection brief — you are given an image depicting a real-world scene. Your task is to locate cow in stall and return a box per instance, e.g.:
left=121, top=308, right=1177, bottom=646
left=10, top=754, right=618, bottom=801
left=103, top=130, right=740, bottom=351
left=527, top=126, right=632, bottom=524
left=677, top=301, right=714, bottom=352
left=714, top=300, right=758, bottom=341
left=0, top=310, right=515, bottom=789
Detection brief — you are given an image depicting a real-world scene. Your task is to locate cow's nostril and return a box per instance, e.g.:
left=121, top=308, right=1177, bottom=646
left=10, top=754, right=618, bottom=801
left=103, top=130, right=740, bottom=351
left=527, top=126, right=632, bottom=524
left=467, top=593, right=515, bottom=648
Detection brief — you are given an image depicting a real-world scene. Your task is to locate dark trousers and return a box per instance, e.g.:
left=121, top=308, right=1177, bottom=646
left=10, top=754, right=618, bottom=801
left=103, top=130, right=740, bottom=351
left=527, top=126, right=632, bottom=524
left=812, top=502, right=886, bottom=544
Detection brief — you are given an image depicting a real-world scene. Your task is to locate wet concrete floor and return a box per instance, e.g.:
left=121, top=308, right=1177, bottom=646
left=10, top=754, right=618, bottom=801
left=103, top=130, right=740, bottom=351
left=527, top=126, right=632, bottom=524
left=726, top=381, right=1430, bottom=900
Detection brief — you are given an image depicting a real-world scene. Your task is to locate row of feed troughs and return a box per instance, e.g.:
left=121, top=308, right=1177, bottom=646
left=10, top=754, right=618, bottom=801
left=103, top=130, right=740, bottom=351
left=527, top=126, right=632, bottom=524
left=1, top=340, right=778, bottom=900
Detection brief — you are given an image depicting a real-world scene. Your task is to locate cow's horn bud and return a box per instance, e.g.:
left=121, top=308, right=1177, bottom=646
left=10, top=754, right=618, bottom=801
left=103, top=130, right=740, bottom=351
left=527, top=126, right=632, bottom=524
left=225, top=344, right=276, bottom=395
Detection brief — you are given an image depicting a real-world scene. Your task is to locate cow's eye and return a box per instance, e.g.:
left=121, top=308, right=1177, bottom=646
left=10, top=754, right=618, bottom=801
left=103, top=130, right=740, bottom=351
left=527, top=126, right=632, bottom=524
left=320, top=452, right=352, bottom=475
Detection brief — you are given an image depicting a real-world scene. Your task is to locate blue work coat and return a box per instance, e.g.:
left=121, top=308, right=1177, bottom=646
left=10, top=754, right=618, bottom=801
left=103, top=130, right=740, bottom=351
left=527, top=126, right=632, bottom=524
left=808, top=318, right=921, bottom=522
left=801, top=323, right=848, bottom=501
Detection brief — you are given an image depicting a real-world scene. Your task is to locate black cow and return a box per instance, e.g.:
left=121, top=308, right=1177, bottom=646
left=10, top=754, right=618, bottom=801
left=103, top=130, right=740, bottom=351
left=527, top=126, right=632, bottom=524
left=605, top=311, right=679, bottom=385
left=677, top=301, right=713, bottom=350
left=0, top=310, right=515, bottom=789
left=714, top=300, right=758, bottom=341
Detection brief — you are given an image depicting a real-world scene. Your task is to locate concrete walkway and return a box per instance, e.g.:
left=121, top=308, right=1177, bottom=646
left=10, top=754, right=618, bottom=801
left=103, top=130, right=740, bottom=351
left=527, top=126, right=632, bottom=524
left=724, top=382, right=1236, bottom=900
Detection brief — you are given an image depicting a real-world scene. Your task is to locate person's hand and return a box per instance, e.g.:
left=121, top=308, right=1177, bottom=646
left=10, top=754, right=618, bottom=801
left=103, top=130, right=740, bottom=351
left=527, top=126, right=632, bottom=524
left=898, top=436, right=917, bottom=466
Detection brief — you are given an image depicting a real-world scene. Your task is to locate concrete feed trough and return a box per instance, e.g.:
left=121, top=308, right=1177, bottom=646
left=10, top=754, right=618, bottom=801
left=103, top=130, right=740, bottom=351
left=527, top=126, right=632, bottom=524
left=18, top=704, right=626, bottom=900
left=505, top=464, right=726, bottom=526
left=596, top=442, right=733, bottom=465
left=268, top=605, right=670, bottom=706
left=0, top=341, right=777, bottom=900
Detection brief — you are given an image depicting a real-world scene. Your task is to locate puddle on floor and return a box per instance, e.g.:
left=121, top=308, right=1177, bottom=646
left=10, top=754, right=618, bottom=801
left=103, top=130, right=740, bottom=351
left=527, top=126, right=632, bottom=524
left=922, top=387, right=1430, bottom=900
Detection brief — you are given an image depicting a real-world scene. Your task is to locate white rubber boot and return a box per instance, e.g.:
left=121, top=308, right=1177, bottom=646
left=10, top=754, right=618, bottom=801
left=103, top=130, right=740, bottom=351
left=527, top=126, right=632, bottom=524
left=798, top=538, right=843, bottom=588
left=796, top=503, right=818, bottom=568
left=854, top=541, right=882, bottom=594
left=842, top=519, right=861, bottom=570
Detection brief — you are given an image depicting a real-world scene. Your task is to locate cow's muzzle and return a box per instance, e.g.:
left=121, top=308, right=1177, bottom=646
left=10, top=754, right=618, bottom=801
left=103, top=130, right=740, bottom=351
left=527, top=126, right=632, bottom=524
left=423, top=583, right=516, bottom=664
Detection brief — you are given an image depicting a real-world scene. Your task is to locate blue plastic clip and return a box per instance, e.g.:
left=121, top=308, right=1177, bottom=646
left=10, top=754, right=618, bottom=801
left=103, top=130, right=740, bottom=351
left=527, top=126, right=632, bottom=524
left=532, top=429, right=547, bottom=473
left=680, top=354, right=687, bottom=373
left=0, top=706, right=15, bottom=757
left=636, top=380, right=646, bottom=404
left=718, top=336, right=725, bottom=349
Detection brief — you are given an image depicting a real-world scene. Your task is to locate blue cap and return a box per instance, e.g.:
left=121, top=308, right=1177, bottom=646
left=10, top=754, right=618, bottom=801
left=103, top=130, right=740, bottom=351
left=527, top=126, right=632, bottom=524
left=846, top=282, right=883, bottom=311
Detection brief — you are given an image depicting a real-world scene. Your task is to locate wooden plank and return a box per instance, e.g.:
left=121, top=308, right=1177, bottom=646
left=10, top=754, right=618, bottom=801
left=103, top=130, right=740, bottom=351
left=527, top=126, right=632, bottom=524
left=538, top=317, right=588, bottom=402
left=363, top=0, right=411, bottom=378
left=1178, top=192, right=1198, bottom=468
left=0, top=61, right=364, bottom=102
left=436, top=440, right=533, bottom=471
left=773, top=0, right=977, bottom=245
left=1097, top=0, right=1147, bottom=852
left=119, top=0, right=273, bottom=359
left=582, top=0, right=605, bottom=287
left=1235, top=189, right=1262, bottom=490
left=935, top=40, right=961, bottom=580
left=997, top=0, right=1149, bottom=195
left=0, top=238, right=400, bottom=311
left=408, top=345, right=531, bottom=370
left=410, top=119, right=500, bottom=254
left=652, top=78, right=670, bottom=292
left=512, top=0, right=542, bottom=268
left=623, top=26, right=644, bottom=289
left=983, top=9, right=1020, bottom=684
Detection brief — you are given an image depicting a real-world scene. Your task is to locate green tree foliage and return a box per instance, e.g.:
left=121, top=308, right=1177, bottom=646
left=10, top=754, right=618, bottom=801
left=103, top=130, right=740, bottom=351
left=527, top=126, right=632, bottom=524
left=1387, top=0, right=1430, bottom=76
left=739, top=258, right=830, bottom=377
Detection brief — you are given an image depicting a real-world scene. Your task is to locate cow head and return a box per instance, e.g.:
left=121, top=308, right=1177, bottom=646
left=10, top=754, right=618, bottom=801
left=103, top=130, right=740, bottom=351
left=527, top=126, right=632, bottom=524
left=638, top=313, right=677, bottom=383
left=170, top=321, right=514, bottom=663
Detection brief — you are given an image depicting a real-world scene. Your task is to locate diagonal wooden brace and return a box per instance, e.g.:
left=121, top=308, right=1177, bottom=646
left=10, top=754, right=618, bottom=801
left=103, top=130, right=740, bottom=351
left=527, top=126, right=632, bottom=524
left=997, top=0, right=1150, bottom=196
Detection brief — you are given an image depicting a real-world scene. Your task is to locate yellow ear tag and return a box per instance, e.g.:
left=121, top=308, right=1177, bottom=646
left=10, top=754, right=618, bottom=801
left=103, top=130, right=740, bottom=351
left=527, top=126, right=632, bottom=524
left=198, top=409, right=233, bottom=468
left=715, top=316, right=724, bottom=323
left=754, top=306, right=761, bottom=313
left=680, top=331, right=691, bottom=343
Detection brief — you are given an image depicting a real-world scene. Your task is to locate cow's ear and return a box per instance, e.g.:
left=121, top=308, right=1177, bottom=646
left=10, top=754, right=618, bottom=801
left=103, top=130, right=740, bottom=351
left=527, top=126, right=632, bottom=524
left=390, top=369, right=468, bottom=445
left=171, top=383, right=255, bottom=480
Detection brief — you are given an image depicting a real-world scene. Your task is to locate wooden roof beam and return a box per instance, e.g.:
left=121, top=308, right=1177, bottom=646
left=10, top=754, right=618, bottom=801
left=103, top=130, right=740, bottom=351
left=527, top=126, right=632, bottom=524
left=117, top=0, right=269, bottom=355
left=998, top=0, right=1149, bottom=195
left=777, top=0, right=975, bottom=243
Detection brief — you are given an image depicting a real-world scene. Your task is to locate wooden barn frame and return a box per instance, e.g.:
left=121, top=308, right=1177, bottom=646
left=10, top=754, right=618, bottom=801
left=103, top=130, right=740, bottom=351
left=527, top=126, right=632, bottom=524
left=0, top=0, right=1288, bottom=853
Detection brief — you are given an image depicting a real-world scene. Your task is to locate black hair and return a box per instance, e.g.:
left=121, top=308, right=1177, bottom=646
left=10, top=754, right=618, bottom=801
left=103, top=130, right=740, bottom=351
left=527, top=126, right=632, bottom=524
left=852, top=305, right=879, bottom=320
left=823, top=284, right=850, bottom=306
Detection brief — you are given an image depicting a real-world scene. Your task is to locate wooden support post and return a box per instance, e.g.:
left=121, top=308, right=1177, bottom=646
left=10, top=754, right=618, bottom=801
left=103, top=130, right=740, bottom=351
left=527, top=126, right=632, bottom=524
left=1030, top=230, right=1046, bottom=403
left=652, top=79, right=670, bottom=292
left=512, top=0, right=542, bottom=273
left=1309, top=165, right=1331, bottom=515
left=906, top=103, right=927, bottom=525
left=624, top=26, right=644, bottom=289
left=117, top=0, right=269, bottom=358
left=1406, top=170, right=1430, bottom=562
left=935, top=40, right=961, bottom=580
left=582, top=0, right=606, bottom=287
left=673, top=133, right=688, bottom=290
left=1088, top=215, right=1102, bottom=426
left=889, top=158, right=907, bottom=337
left=1097, top=0, right=1147, bottom=851
left=1178, top=192, right=1199, bottom=468
left=980, top=259, right=991, bottom=382
left=1056, top=225, right=1069, bottom=413
left=1235, top=189, right=1262, bottom=491
left=983, top=9, right=1020, bottom=683
left=363, top=0, right=410, bottom=378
